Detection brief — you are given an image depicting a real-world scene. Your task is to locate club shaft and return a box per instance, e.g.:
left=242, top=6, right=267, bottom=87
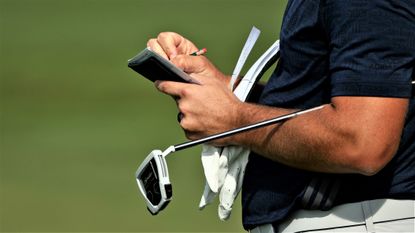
left=173, top=105, right=324, bottom=152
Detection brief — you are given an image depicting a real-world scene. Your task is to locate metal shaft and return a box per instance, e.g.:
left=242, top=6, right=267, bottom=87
left=173, top=105, right=325, bottom=152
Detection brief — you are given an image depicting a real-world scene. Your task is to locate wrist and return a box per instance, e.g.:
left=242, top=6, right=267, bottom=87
left=225, top=101, right=252, bottom=146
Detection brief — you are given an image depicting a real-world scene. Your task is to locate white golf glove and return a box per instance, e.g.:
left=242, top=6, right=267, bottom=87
left=199, top=145, right=250, bottom=220
left=198, top=40, right=280, bottom=220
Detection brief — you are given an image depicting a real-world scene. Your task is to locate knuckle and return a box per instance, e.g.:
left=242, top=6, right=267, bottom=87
left=180, top=119, right=190, bottom=131
left=157, top=32, right=174, bottom=41
left=179, top=117, right=194, bottom=130
left=177, top=101, right=189, bottom=113
left=157, top=32, right=167, bottom=40
left=147, top=38, right=156, bottom=46
left=179, top=88, right=190, bottom=98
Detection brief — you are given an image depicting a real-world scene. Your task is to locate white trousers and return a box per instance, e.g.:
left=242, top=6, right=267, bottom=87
left=250, top=199, right=415, bottom=233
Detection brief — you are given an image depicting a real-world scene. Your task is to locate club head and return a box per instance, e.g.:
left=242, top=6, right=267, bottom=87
left=135, top=150, right=172, bottom=215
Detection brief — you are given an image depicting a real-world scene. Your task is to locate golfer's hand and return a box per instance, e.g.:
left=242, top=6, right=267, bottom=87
left=148, top=32, right=230, bottom=85
left=156, top=74, right=243, bottom=146
left=147, top=32, right=198, bottom=60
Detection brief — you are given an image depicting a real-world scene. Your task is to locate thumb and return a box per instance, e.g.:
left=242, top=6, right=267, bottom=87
left=199, top=182, right=217, bottom=209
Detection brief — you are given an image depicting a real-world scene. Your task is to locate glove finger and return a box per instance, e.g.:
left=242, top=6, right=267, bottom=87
left=220, top=162, right=239, bottom=204
left=218, top=146, right=249, bottom=192
left=199, top=182, right=217, bottom=209
left=218, top=165, right=239, bottom=221
left=235, top=151, right=250, bottom=194
left=217, top=148, right=229, bottom=189
left=201, top=145, right=221, bottom=192
left=218, top=146, right=242, bottom=188
left=218, top=148, right=250, bottom=220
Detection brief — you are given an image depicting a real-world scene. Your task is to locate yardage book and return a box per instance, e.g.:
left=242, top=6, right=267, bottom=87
left=128, top=48, right=200, bottom=84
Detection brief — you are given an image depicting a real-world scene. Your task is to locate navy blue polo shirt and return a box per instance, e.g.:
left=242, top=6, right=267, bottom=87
left=242, top=0, right=415, bottom=230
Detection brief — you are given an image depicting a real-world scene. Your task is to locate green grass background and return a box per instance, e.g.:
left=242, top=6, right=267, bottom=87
left=0, top=0, right=286, bottom=231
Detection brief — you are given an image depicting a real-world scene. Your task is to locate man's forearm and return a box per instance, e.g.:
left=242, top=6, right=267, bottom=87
left=229, top=97, right=407, bottom=175
left=230, top=102, right=353, bottom=174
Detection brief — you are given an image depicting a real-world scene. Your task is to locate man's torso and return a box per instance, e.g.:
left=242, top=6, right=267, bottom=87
left=242, top=0, right=415, bottom=230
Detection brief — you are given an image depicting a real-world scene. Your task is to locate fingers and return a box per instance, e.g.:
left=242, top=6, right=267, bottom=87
left=155, top=80, right=190, bottom=97
left=171, top=55, right=207, bottom=75
left=147, top=38, right=168, bottom=60
left=155, top=80, right=198, bottom=134
left=147, top=32, right=182, bottom=59
left=218, top=172, right=237, bottom=221
left=157, top=32, right=182, bottom=59
left=147, top=32, right=198, bottom=60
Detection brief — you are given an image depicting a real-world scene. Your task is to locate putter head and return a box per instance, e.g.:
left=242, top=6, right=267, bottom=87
left=135, top=150, right=172, bottom=215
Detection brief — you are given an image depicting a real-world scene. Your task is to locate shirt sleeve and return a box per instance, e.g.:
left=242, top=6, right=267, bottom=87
left=325, top=0, right=415, bottom=98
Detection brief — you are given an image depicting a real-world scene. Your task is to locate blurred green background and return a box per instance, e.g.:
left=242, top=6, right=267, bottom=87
left=0, top=0, right=286, bottom=231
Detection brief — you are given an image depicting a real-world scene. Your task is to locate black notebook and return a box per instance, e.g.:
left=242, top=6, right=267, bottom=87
left=128, top=48, right=199, bottom=84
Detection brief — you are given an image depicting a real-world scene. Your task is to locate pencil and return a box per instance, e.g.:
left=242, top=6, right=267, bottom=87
left=190, top=48, right=207, bottom=56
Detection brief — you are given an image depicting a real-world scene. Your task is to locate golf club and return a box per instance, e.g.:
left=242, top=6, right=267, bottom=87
left=135, top=105, right=325, bottom=215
